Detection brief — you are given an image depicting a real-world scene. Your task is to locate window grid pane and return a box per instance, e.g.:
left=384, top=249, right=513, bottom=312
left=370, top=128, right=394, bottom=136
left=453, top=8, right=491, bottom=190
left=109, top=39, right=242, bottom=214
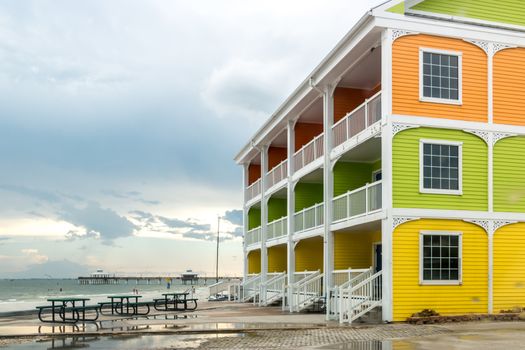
left=423, top=143, right=459, bottom=191
left=422, top=52, right=459, bottom=101
left=422, top=234, right=460, bottom=281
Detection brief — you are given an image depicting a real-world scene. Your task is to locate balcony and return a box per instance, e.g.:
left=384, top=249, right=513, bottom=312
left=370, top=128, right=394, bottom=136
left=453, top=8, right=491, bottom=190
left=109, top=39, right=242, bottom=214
left=294, top=202, right=324, bottom=234
left=245, top=226, right=261, bottom=247
left=267, top=216, right=287, bottom=241
left=266, top=160, right=288, bottom=190
left=332, top=91, right=381, bottom=148
left=293, top=134, right=324, bottom=173
left=245, top=179, right=261, bottom=203
left=332, top=180, right=382, bottom=223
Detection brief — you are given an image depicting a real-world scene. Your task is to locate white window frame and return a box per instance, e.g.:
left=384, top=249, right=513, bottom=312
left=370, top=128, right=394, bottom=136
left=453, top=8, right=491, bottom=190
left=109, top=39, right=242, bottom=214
left=419, top=48, right=463, bottom=105
left=419, top=139, right=463, bottom=195
left=419, top=231, right=463, bottom=286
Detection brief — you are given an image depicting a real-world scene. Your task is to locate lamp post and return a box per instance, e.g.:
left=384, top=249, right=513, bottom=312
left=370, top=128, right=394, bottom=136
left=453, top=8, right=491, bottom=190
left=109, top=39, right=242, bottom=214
left=216, top=216, right=220, bottom=283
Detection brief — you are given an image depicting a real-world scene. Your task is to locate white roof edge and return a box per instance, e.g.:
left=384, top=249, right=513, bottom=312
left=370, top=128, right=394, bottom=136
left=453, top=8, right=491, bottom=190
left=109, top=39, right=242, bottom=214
left=234, top=9, right=377, bottom=165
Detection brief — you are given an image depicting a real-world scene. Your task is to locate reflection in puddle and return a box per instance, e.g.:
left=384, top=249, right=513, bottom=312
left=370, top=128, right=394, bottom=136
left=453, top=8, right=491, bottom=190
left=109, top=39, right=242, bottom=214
left=319, top=341, right=387, bottom=350
left=8, top=334, right=244, bottom=350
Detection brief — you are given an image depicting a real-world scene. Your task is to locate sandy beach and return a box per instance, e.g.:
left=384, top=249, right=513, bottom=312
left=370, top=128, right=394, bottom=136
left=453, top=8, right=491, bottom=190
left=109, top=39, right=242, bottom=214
left=3, top=301, right=525, bottom=349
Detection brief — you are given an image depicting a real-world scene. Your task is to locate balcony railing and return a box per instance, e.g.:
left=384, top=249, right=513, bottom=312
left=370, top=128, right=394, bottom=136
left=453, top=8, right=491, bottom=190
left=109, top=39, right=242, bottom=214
left=245, top=226, right=261, bottom=246
left=332, top=91, right=382, bottom=148
left=332, top=180, right=382, bottom=223
left=294, top=202, right=324, bottom=233
left=293, top=133, right=324, bottom=173
left=245, top=178, right=261, bottom=202
left=267, top=216, right=287, bottom=240
left=266, top=159, right=288, bottom=189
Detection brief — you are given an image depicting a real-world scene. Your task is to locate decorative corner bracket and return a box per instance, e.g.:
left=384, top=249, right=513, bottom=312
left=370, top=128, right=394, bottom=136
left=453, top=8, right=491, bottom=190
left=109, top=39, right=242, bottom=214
left=493, top=220, right=517, bottom=233
left=463, top=129, right=490, bottom=145
left=463, top=219, right=490, bottom=234
left=391, top=29, right=418, bottom=42
left=493, top=132, right=516, bottom=146
left=392, top=123, right=419, bottom=138
left=392, top=217, right=420, bottom=230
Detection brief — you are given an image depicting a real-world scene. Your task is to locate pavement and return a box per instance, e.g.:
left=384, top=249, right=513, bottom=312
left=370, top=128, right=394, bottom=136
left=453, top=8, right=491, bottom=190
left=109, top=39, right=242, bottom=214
left=1, top=302, right=525, bottom=349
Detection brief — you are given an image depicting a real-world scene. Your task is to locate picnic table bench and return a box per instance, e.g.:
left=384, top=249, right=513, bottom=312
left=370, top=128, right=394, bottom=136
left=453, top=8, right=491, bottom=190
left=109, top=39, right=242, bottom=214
left=153, top=292, right=197, bottom=311
left=37, top=297, right=98, bottom=323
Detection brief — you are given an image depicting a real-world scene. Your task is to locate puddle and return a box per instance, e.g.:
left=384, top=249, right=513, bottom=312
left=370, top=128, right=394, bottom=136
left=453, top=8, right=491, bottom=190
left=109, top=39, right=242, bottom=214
left=5, top=333, right=244, bottom=349
left=317, top=341, right=388, bottom=349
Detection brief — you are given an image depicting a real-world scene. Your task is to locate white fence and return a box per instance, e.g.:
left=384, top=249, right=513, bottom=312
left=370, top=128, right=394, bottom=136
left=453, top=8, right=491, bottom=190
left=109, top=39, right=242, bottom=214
left=209, top=279, right=241, bottom=297
left=266, top=159, right=288, bottom=189
left=293, top=133, right=324, bottom=172
left=245, top=178, right=261, bottom=202
left=245, top=226, right=261, bottom=246
left=267, top=217, right=287, bottom=240
left=259, top=272, right=287, bottom=306
left=331, top=268, right=371, bottom=288
left=327, top=267, right=383, bottom=324
left=294, top=203, right=324, bottom=233
left=288, top=270, right=324, bottom=312
left=332, top=181, right=382, bottom=223
left=235, top=274, right=262, bottom=303
left=332, top=91, right=382, bottom=148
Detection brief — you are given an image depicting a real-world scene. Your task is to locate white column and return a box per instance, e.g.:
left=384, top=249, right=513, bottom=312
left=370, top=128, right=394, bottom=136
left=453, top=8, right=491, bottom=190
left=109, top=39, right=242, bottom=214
left=322, top=85, right=335, bottom=296
left=381, top=28, right=394, bottom=323
left=488, top=221, right=494, bottom=314
left=260, top=146, right=269, bottom=287
left=286, top=120, right=296, bottom=311
left=242, top=163, right=249, bottom=280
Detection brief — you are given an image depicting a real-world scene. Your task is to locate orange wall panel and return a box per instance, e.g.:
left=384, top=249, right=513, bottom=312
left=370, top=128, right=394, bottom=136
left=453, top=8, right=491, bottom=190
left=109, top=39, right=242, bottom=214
left=494, top=48, right=525, bottom=126
left=268, top=147, right=287, bottom=170
left=392, top=34, right=488, bottom=123
left=248, top=164, right=260, bottom=185
left=294, top=122, right=323, bottom=152
left=334, top=85, right=381, bottom=123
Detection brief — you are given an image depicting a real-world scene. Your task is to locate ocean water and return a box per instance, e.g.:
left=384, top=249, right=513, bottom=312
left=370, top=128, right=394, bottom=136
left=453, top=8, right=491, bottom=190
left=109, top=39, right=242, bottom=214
left=0, top=279, right=212, bottom=313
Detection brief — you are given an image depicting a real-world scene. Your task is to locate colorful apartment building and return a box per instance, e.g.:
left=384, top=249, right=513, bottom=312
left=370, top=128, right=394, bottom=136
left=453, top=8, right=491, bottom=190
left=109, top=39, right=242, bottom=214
left=234, top=0, right=525, bottom=323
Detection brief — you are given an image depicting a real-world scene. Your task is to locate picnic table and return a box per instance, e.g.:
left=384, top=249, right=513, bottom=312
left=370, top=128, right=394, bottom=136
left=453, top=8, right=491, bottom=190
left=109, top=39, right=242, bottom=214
left=37, top=297, right=97, bottom=323
left=105, top=295, right=143, bottom=316
left=154, top=292, right=197, bottom=311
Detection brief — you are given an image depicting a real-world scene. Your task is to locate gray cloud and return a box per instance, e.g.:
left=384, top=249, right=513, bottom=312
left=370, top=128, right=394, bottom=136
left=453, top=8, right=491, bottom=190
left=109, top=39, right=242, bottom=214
left=101, top=189, right=160, bottom=205
left=58, top=202, right=137, bottom=241
left=223, top=209, right=242, bottom=226
left=0, top=184, right=61, bottom=203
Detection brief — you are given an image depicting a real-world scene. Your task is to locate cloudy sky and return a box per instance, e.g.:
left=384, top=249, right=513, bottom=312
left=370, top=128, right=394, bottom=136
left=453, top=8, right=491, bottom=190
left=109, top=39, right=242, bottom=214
left=0, top=0, right=384, bottom=278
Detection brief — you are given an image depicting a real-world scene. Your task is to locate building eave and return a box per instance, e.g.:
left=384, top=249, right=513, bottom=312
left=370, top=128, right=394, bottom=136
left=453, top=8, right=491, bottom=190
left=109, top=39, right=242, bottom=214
left=234, top=10, right=377, bottom=165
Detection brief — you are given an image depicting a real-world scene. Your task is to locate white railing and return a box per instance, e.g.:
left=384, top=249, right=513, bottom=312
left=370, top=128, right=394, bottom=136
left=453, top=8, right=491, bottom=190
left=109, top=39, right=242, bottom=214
left=331, top=268, right=371, bottom=288
left=332, top=181, right=382, bottom=223
left=289, top=270, right=324, bottom=312
left=245, top=226, right=261, bottom=246
left=209, top=279, right=241, bottom=298
left=245, top=178, right=261, bottom=202
left=266, top=159, right=288, bottom=189
left=267, top=217, right=287, bottom=240
left=293, top=133, right=324, bottom=172
left=332, top=91, right=382, bottom=148
left=294, top=203, right=324, bottom=233
left=292, top=271, right=317, bottom=284
left=327, top=267, right=383, bottom=323
left=235, top=274, right=262, bottom=303
left=259, top=272, right=287, bottom=306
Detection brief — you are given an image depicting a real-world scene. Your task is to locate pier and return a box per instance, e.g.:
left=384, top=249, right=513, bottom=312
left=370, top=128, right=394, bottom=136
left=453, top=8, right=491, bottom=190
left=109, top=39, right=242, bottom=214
left=78, top=275, right=241, bottom=285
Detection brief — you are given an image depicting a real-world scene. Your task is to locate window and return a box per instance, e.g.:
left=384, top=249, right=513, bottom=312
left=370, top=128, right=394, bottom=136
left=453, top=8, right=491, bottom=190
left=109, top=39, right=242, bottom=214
left=372, top=170, right=382, bottom=182
left=420, top=48, right=462, bottom=104
left=420, top=139, right=462, bottom=195
left=420, top=232, right=462, bottom=285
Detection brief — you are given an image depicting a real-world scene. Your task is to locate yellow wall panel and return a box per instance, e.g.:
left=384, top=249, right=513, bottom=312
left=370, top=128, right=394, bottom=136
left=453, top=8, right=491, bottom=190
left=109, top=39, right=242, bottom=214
left=247, top=250, right=261, bottom=274
left=392, top=34, right=488, bottom=122
left=494, top=223, right=525, bottom=312
left=393, top=219, right=488, bottom=321
left=295, top=236, right=323, bottom=272
left=268, top=245, right=287, bottom=273
left=334, top=231, right=381, bottom=270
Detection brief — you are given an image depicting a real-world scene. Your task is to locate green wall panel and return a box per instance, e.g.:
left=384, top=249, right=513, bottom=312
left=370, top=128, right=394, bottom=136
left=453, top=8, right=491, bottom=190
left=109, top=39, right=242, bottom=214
left=248, top=207, right=261, bottom=230
left=268, top=198, right=287, bottom=222
left=333, top=162, right=377, bottom=197
left=295, top=183, right=323, bottom=212
left=393, top=127, right=488, bottom=210
left=494, top=137, right=525, bottom=213
left=412, top=0, right=525, bottom=27
left=388, top=1, right=405, bottom=14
